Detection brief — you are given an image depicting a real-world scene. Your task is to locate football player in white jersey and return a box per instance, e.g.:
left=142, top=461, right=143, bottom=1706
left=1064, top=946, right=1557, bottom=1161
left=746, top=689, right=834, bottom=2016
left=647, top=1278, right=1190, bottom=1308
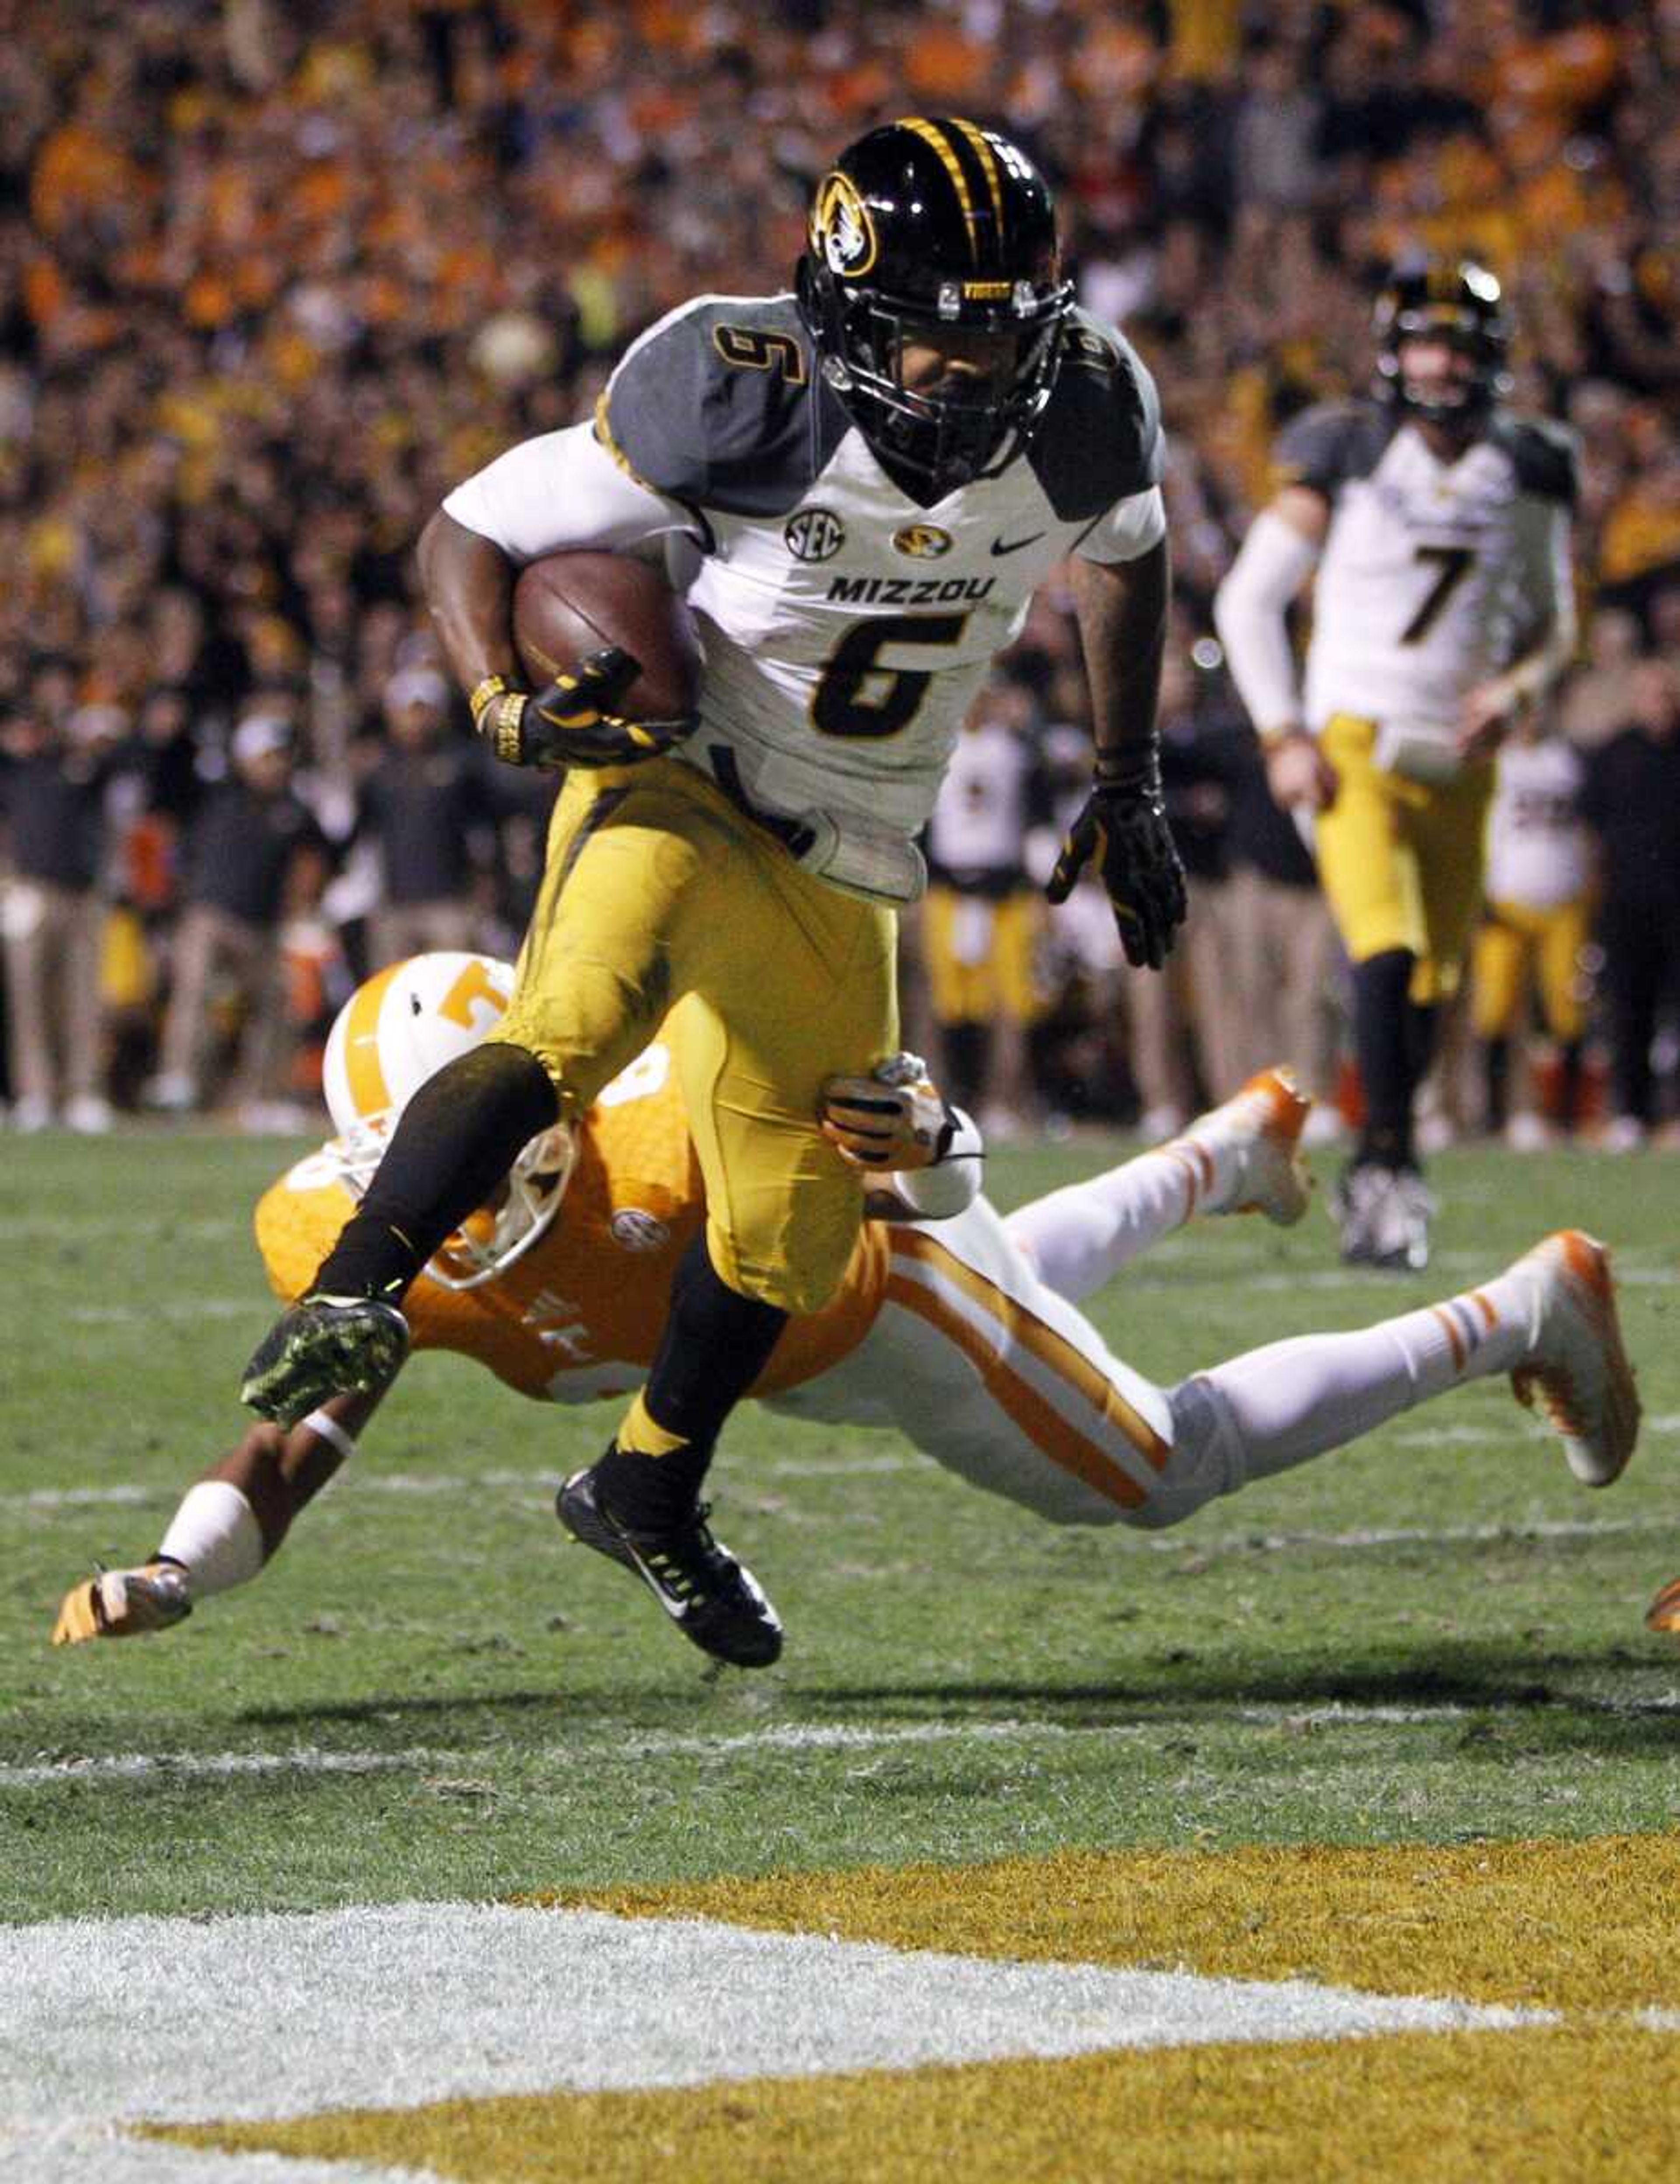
left=1215, top=257, right=1579, bottom=1270
left=238, top=119, right=1188, bottom=1667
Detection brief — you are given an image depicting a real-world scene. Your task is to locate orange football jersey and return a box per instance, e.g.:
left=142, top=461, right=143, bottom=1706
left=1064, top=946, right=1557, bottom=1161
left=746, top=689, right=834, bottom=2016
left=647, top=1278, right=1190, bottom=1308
left=254, top=1044, right=889, bottom=1404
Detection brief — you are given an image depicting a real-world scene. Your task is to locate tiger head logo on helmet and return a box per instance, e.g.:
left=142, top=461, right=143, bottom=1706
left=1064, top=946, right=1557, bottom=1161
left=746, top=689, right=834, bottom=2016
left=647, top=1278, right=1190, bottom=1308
left=797, top=117, right=1074, bottom=499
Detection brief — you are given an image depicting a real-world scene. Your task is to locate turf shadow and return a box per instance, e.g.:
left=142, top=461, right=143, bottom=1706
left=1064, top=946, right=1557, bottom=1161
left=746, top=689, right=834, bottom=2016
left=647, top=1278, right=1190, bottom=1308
left=795, top=1643, right=1679, bottom=1748
left=233, top=1683, right=731, bottom=1733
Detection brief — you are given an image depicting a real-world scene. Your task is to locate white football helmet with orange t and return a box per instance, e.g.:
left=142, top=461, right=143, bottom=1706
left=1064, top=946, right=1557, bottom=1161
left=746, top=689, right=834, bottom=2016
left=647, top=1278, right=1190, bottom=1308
left=321, top=953, right=575, bottom=1290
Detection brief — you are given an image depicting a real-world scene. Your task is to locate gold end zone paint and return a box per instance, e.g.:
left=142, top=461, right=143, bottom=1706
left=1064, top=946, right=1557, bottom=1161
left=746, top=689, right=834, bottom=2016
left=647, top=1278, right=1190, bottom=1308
left=147, top=1838, right=1680, bottom=2182
left=547, top=1834, right=1680, bottom=2014
left=154, top=2026, right=1680, bottom=2184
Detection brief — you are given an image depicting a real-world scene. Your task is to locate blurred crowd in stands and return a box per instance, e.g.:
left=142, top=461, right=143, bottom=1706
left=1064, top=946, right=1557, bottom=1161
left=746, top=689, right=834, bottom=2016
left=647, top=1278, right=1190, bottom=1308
left=1, top=0, right=1677, bottom=1143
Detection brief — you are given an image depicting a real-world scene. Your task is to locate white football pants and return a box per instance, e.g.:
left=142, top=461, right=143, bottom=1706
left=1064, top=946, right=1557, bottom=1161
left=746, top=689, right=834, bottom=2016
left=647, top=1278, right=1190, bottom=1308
left=768, top=1139, right=1536, bottom=1529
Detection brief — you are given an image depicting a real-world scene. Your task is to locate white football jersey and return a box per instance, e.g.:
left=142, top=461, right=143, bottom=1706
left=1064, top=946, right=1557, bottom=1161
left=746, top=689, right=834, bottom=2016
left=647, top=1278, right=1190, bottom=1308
left=1275, top=400, right=1576, bottom=763
left=444, top=293, right=1165, bottom=902
left=927, top=718, right=1046, bottom=884
left=1485, top=737, right=1589, bottom=910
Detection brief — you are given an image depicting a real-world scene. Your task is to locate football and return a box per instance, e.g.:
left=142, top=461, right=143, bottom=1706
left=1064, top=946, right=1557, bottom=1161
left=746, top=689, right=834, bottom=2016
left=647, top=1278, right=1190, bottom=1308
left=511, top=550, right=701, bottom=723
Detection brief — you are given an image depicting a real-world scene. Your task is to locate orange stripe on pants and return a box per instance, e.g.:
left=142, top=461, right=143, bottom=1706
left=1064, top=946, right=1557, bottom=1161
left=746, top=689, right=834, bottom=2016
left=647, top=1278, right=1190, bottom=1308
left=884, top=1231, right=1169, bottom=1511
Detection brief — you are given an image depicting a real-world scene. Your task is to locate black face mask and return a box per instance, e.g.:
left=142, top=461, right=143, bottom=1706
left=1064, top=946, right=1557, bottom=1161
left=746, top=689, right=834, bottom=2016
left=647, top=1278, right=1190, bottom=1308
left=817, top=287, right=1067, bottom=499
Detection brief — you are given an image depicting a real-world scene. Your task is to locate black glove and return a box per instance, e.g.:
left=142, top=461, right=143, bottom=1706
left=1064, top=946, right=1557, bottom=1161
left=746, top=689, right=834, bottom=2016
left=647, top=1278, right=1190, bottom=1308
left=472, top=648, right=696, bottom=770
left=1044, top=749, right=1188, bottom=971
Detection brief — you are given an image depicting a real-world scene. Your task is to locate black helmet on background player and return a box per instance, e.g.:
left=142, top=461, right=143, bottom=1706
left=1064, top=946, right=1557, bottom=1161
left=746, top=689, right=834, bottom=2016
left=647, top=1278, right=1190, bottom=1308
left=1372, top=254, right=1512, bottom=425
left=796, top=117, right=1074, bottom=498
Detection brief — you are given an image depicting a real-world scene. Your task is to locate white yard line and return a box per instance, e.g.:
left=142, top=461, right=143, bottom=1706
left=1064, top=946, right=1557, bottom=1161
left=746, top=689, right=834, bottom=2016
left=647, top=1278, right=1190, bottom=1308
left=0, top=1219, right=242, bottom=1242
left=1, top=1900, right=1548, bottom=2161
left=9, top=1689, right=1680, bottom=1795
left=0, top=2132, right=422, bottom=2184
left=0, top=1748, right=443, bottom=1789
left=66, top=1301, right=255, bottom=1327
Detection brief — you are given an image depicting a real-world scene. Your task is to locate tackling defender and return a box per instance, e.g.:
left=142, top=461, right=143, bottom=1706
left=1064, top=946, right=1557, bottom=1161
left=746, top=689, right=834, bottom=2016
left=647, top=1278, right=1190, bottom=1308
left=1215, top=256, right=1579, bottom=1269
left=58, top=954, right=1639, bottom=1660
left=238, top=119, right=1188, bottom=1669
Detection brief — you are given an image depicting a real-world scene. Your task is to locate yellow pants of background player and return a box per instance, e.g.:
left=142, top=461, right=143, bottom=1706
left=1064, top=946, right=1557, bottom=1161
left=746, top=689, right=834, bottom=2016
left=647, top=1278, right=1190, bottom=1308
left=489, top=759, right=897, bottom=1315
left=923, top=887, right=1047, bottom=1026
left=1313, top=714, right=1497, bottom=1004
left=1471, top=896, right=1590, bottom=1043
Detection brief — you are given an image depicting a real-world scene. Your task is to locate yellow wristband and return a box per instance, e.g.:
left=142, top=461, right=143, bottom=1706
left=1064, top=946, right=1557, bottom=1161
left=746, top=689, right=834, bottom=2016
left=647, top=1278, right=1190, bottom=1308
left=468, top=674, right=510, bottom=728
left=486, top=690, right=526, bottom=765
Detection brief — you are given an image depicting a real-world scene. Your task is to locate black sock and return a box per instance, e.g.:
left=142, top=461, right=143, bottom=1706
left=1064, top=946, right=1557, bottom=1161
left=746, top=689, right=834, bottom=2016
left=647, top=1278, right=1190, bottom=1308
left=1402, top=994, right=1441, bottom=1089
left=594, top=1232, right=789, bottom=1530
left=1558, top=1040, right=1584, bottom=1132
left=1352, top=949, right=1419, bottom=1168
left=313, top=1044, right=558, bottom=1301
left=1484, top=1037, right=1510, bottom=1134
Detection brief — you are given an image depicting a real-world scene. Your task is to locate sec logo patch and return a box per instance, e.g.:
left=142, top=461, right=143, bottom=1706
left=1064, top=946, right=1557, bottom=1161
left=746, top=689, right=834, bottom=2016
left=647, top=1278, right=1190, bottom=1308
left=785, top=508, right=847, bottom=563
left=893, top=524, right=953, bottom=559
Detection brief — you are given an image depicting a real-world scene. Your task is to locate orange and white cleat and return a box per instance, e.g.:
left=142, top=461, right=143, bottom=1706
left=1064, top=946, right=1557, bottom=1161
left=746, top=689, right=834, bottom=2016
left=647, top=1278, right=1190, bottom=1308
left=1509, top=1231, right=1641, bottom=1489
left=51, top=1561, right=192, bottom=1646
left=1172, top=1067, right=1313, bottom=1228
left=1645, top=1576, right=1680, bottom=1634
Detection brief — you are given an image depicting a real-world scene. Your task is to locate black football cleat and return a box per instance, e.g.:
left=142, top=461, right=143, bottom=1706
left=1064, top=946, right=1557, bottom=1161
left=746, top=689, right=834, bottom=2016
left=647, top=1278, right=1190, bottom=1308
left=557, top=1460, right=783, bottom=1669
left=239, top=1294, right=410, bottom=1428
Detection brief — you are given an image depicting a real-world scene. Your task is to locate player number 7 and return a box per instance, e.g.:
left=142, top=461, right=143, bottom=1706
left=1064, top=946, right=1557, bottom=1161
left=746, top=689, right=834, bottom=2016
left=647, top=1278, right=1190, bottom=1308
left=1400, top=544, right=1475, bottom=645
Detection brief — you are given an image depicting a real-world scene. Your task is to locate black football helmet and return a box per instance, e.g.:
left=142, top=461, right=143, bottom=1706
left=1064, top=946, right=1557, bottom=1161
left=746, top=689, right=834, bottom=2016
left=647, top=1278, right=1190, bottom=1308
left=796, top=117, right=1074, bottom=498
left=1373, top=254, right=1512, bottom=425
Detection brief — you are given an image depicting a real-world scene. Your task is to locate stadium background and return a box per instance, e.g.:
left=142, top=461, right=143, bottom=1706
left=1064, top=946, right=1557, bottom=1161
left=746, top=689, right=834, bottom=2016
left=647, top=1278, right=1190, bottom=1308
left=4, top=9, right=1680, bottom=2177
left=2, top=0, right=1677, bottom=1141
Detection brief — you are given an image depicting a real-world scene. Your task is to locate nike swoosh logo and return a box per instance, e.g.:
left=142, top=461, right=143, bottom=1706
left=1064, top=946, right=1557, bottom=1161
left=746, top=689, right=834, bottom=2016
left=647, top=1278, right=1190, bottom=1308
left=621, top=1544, right=693, bottom=1619
left=990, top=532, right=1046, bottom=557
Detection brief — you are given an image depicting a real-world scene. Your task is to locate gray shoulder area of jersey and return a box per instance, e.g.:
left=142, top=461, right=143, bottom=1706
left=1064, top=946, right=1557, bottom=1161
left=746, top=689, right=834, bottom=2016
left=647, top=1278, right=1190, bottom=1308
left=1485, top=410, right=1581, bottom=505
left=599, top=294, right=850, bottom=518
left=1270, top=397, right=1400, bottom=497
left=1026, top=309, right=1165, bottom=522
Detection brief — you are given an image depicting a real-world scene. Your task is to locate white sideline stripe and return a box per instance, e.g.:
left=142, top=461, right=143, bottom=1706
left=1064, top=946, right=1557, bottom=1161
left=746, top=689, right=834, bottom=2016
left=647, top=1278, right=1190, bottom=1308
left=0, top=2133, right=417, bottom=2184
left=2, top=1900, right=1547, bottom=2153
left=2, top=1218, right=240, bottom=1242
left=1231, top=1264, right=1680, bottom=1295
left=0, top=1748, right=439, bottom=1789
left=14, top=1690, right=1680, bottom=1792
left=17, top=1473, right=1664, bottom=1561
left=67, top=1300, right=254, bottom=1326
left=1225, top=1515, right=1659, bottom=1552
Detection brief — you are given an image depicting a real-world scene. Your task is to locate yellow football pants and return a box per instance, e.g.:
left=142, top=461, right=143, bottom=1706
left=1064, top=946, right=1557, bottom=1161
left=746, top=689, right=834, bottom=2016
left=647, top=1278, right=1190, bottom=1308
left=923, top=887, right=1047, bottom=1026
left=1471, top=895, right=1590, bottom=1043
left=490, top=759, right=897, bottom=1314
left=1313, top=714, right=1497, bottom=1004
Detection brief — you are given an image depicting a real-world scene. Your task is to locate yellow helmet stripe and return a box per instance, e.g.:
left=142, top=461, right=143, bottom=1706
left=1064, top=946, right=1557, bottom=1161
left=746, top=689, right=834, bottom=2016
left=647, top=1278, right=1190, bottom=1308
left=342, top=961, right=402, bottom=1118
left=903, top=116, right=980, bottom=261
left=949, top=117, right=1007, bottom=244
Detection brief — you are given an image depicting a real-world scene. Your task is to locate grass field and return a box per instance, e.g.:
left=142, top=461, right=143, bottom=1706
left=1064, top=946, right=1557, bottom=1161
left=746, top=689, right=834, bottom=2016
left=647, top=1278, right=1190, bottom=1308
left=3, top=1127, right=1677, bottom=2180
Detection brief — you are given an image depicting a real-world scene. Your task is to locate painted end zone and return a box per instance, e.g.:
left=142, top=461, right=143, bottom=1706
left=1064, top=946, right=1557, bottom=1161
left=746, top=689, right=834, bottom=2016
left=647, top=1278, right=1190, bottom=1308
left=128, top=1838, right=1679, bottom=2183
left=160, top=2027, right=1680, bottom=2184
left=551, top=1833, right=1680, bottom=2013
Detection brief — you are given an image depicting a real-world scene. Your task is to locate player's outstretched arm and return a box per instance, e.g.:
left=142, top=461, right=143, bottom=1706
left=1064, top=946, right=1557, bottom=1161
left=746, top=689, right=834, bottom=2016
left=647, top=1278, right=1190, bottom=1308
left=1048, top=541, right=1188, bottom=971
left=50, top=1388, right=386, bottom=1645
left=1214, top=487, right=1337, bottom=812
